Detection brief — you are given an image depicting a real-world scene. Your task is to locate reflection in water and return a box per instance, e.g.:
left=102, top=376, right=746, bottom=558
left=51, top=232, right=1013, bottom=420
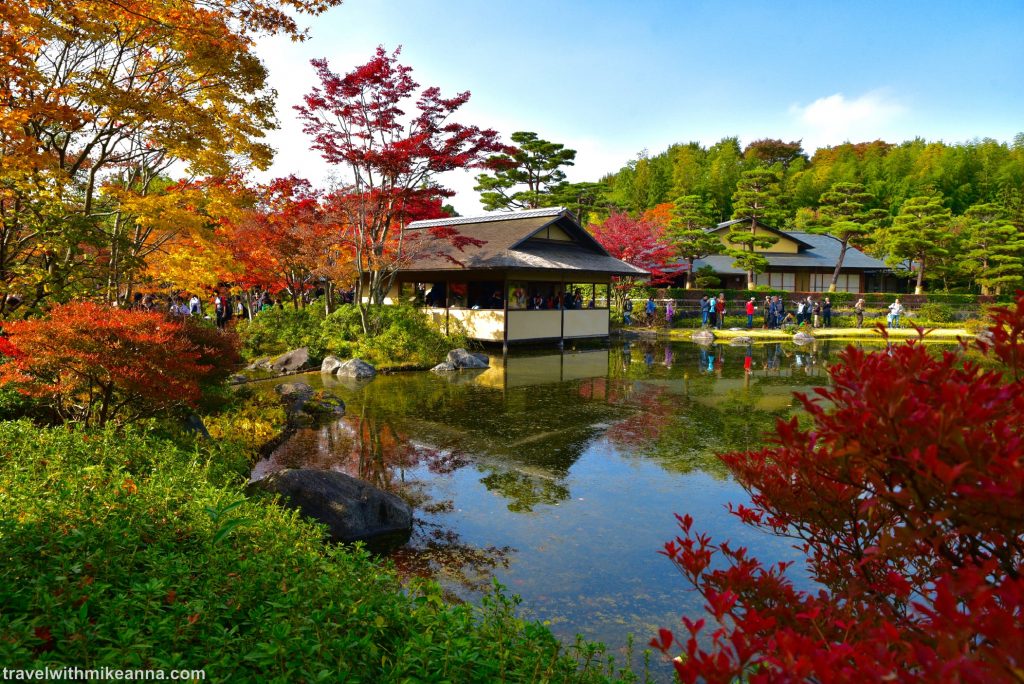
left=252, top=340, right=951, bottom=665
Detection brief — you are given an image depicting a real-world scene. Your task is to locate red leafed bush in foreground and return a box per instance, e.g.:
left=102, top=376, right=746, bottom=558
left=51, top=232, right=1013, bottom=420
left=0, top=301, right=239, bottom=426
left=654, top=293, right=1024, bottom=683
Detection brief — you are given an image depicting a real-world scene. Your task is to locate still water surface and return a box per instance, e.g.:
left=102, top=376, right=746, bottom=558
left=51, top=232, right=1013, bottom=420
left=252, top=338, right=934, bottom=657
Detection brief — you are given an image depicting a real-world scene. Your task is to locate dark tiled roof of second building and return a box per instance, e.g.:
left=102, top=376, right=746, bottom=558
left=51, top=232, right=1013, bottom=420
left=693, top=231, right=887, bottom=274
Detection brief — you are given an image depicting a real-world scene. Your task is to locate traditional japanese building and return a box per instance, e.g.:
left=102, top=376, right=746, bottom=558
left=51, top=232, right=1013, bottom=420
left=691, top=219, right=890, bottom=292
left=386, top=207, right=647, bottom=347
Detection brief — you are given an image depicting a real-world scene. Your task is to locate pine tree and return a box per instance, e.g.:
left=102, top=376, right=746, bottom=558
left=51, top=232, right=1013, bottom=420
left=962, top=202, right=1024, bottom=295
left=728, top=169, right=785, bottom=289
left=667, top=195, right=720, bottom=289
left=888, top=194, right=953, bottom=294
left=474, top=132, right=577, bottom=211
left=811, top=182, right=886, bottom=292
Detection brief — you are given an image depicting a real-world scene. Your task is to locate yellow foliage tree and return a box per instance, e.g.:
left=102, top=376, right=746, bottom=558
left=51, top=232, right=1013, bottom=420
left=0, top=0, right=342, bottom=316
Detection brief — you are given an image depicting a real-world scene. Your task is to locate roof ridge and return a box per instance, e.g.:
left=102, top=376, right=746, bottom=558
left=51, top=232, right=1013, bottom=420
left=407, top=206, right=567, bottom=229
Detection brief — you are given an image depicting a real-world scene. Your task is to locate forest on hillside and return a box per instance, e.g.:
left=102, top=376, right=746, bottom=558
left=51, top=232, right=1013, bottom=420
left=519, top=135, right=1024, bottom=294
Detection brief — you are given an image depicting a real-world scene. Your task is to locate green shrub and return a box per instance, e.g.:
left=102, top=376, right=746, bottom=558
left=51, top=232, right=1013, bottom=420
left=692, top=265, right=720, bottom=289
left=236, top=303, right=328, bottom=359
left=321, top=304, right=469, bottom=368
left=237, top=304, right=468, bottom=369
left=0, top=421, right=631, bottom=682
left=914, top=302, right=958, bottom=323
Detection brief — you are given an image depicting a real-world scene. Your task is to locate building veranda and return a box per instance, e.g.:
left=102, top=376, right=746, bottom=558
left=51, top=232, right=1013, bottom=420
left=386, top=207, right=647, bottom=347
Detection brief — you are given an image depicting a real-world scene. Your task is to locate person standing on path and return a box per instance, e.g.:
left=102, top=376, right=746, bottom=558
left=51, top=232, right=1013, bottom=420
left=888, top=298, right=903, bottom=328
left=745, top=297, right=756, bottom=329
left=665, top=299, right=675, bottom=328
left=823, top=297, right=832, bottom=328
left=700, top=295, right=710, bottom=327
left=645, top=295, right=656, bottom=325
left=623, top=297, right=633, bottom=326
left=716, top=293, right=726, bottom=329
left=214, top=291, right=226, bottom=329
left=854, top=298, right=865, bottom=327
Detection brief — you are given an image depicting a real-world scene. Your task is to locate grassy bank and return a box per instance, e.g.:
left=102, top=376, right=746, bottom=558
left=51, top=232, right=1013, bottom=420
left=0, top=420, right=634, bottom=682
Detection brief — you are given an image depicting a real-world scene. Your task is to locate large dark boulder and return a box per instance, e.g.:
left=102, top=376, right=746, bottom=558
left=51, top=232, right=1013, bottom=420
left=270, top=347, right=315, bottom=374
left=252, top=469, right=412, bottom=550
left=275, top=382, right=314, bottom=414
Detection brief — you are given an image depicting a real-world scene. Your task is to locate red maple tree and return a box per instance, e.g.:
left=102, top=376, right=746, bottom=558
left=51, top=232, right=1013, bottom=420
left=589, top=212, right=676, bottom=309
left=226, top=176, right=326, bottom=305
left=296, top=46, right=507, bottom=328
left=652, top=295, right=1024, bottom=682
left=0, top=302, right=239, bottom=426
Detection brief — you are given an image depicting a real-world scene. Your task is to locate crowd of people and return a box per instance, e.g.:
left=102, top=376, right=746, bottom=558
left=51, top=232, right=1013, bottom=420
left=120, top=286, right=357, bottom=329
left=629, top=294, right=909, bottom=330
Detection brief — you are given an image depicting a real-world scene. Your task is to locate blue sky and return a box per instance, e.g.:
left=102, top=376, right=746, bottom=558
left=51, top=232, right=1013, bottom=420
left=256, top=0, right=1024, bottom=214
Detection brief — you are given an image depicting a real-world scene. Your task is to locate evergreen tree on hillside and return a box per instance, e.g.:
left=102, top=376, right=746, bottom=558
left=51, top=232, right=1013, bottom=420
left=667, top=195, right=720, bottom=289
left=474, top=131, right=576, bottom=211
left=705, top=137, right=744, bottom=220
left=728, top=169, right=785, bottom=289
left=544, top=181, right=607, bottom=226
left=887, top=194, right=953, bottom=294
left=668, top=142, right=708, bottom=199
left=742, top=138, right=807, bottom=171
left=962, top=202, right=1024, bottom=295
left=811, top=182, right=886, bottom=292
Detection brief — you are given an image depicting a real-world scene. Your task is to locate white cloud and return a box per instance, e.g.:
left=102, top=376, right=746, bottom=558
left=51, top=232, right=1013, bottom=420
left=789, top=91, right=907, bottom=150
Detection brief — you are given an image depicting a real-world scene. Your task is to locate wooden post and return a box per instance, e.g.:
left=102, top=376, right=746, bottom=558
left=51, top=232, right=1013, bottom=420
left=502, top=274, right=509, bottom=356
left=559, top=272, right=565, bottom=349
left=444, top=278, right=450, bottom=337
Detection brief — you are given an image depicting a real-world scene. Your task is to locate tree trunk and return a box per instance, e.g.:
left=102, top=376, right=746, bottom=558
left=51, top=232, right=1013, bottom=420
left=686, top=258, right=694, bottom=289
left=324, top=281, right=334, bottom=316
left=915, top=255, right=926, bottom=295
left=829, top=242, right=849, bottom=293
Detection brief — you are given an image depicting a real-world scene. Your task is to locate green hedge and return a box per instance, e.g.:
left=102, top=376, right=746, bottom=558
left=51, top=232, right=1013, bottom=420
left=0, top=421, right=633, bottom=682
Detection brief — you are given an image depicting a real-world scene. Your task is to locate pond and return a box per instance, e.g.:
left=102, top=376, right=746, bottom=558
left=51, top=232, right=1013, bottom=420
left=251, top=337, right=951, bottom=664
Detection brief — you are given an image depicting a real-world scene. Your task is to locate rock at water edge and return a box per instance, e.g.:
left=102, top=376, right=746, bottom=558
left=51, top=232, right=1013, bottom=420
left=271, top=347, right=314, bottom=374
left=336, top=358, right=376, bottom=379
left=252, top=469, right=412, bottom=550
left=321, top=355, right=344, bottom=374
left=446, top=348, right=489, bottom=369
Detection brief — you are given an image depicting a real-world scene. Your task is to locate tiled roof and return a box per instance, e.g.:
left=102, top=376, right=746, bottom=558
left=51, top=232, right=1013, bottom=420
left=399, top=208, right=647, bottom=276
left=694, top=231, right=888, bottom=274
left=407, top=206, right=570, bottom=229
